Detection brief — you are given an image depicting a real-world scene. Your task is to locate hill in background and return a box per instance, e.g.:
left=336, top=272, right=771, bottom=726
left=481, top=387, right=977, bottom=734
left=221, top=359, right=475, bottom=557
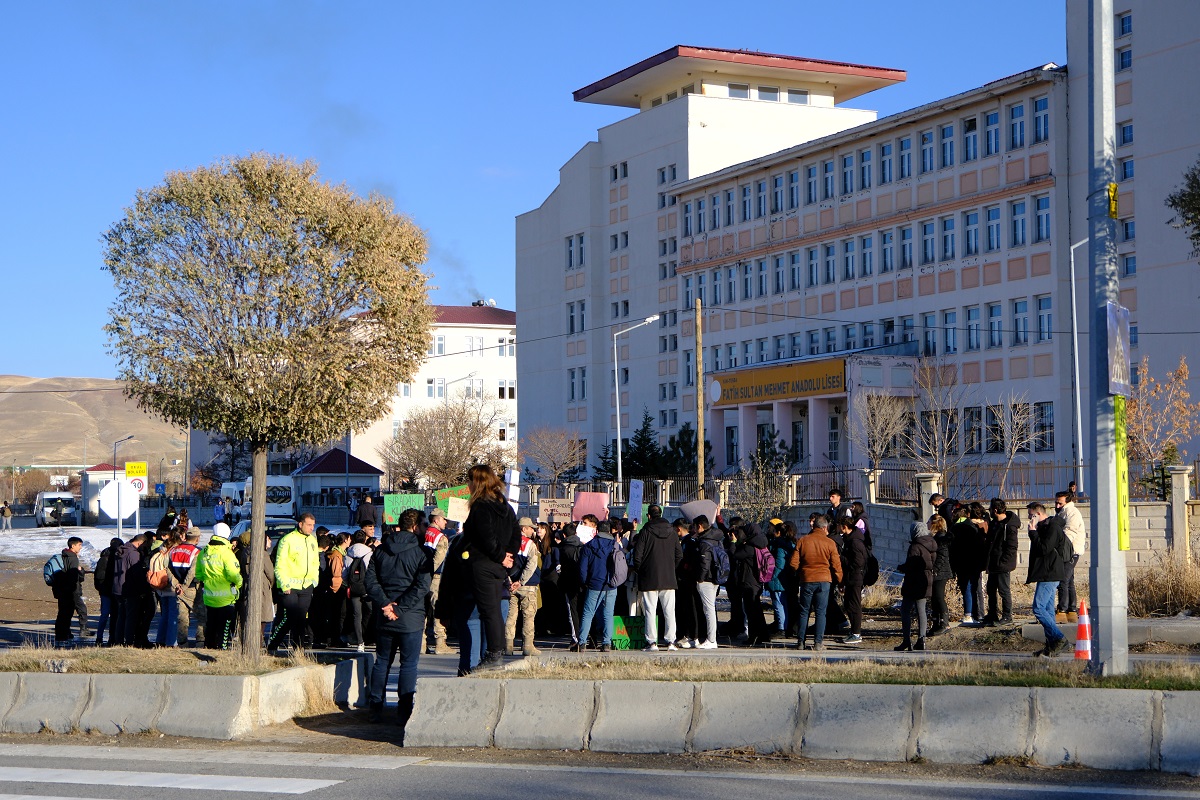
left=0, top=376, right=186, bottom=477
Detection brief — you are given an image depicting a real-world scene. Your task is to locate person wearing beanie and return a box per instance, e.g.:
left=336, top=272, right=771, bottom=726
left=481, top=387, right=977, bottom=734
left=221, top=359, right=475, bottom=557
left=895, top=521, right=937, bottom=651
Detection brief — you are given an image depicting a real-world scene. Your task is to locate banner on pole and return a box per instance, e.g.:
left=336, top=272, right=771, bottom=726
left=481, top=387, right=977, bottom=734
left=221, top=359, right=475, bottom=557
left=1115, top=396, right=1130, bottom=551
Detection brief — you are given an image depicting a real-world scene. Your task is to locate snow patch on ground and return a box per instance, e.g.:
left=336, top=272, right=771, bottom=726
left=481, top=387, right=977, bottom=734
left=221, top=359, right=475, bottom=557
left=0, top=527, right=154, bottom=569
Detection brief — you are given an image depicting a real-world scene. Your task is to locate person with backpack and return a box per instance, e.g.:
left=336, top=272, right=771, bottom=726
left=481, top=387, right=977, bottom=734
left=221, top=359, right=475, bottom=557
left=149, top=533, right=183, bottom=647
left=343, top=530, right=373, bottom=652
left=1, top=500, right=13, bottom=531
left=632, top=504, right=683, bottom=651
left=1026, top=501, right=1072, bottom=657
left=51, top=537, right=87, bottom=645
left=789, top=514, right=843, bottom=651
left=729, top=521, right=773, bottom=647
left=194, top=522, right=242, bottom=649
left=838, top=517, right=869, bottom=645
left=576, top=520, right=623, bottom=652
left=692, top=515, right=727, bottom=650
left=118, top=534, right=154, bottom=648
left=93, top=537, right=122, bottom=646
left=767, top=521, right=797, bottom=639
left=266, top=513, right=319, bottom=654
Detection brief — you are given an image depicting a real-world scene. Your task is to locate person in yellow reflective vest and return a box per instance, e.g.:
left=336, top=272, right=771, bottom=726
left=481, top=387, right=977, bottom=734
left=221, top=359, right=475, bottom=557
left=266, top=513, right=319, bottom=654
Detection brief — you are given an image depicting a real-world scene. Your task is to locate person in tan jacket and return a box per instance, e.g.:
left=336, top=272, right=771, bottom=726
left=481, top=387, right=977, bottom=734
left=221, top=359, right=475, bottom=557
left=788, top=515, right=843, bottom=651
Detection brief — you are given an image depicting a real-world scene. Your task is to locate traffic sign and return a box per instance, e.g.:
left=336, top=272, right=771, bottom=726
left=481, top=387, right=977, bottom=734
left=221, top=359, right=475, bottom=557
left=155, top=483, right=166, bottom=496
left=125, top=461, right=148, bottom=479
left=129, top=476, right=148, bottom=495
left=98, top=479, right=139, bottom=520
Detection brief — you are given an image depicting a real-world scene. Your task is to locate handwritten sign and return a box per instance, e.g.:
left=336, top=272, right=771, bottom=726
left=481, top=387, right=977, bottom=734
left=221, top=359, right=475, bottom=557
left=435, top=484, right=470, bottom=514
left=446, top=496, right=470, bottom=523
left=572, top=491, right=609, bottom=522
left=538, top=498, right=573, bottom=523
left=382, top=493, right=425, bottom=525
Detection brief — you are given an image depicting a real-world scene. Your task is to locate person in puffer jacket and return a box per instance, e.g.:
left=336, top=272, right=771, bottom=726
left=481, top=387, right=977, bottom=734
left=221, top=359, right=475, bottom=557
left=194, top=523, right=242, bottom=650
left=895, top=521, right=937, bottom=651
left=729, top=522, right=771, bottom=647
left=577, top=521, right=619, bottom=651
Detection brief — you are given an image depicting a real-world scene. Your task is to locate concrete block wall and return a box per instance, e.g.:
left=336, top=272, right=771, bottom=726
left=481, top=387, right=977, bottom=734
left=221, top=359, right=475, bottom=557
left=407, top=677, right=1200, bottom=775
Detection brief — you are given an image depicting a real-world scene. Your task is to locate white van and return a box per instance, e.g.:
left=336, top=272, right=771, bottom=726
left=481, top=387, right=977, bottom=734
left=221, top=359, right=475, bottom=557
left=33, top=492, right=79, bottom=527
left=234, top=475, right=295, bottom=521
left=219, top=481, right=245, bottom=509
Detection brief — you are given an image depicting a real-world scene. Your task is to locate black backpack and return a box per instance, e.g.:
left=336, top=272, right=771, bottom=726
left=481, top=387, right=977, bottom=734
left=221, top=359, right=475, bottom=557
left=346, top=555, right=368, bottom=597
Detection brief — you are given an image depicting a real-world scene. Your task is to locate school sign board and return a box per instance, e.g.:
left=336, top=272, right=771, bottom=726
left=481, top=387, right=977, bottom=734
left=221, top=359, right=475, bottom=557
left=711, top=358, right=845, bottom=407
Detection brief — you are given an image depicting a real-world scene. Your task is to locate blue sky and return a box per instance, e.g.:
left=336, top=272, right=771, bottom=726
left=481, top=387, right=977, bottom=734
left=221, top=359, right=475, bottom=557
left=0, top=0, right=1065, bottom=379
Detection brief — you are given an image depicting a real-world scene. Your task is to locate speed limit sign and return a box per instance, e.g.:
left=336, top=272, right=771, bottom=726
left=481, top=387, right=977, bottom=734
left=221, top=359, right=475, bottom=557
left=129, top=476, right=148, bottom=495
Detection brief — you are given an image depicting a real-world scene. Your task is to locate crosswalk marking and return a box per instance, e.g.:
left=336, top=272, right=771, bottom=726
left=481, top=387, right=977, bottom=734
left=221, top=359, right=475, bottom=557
left=0, top=744, right=425, bottom=771
left=0, top=767, right=339, bottom=795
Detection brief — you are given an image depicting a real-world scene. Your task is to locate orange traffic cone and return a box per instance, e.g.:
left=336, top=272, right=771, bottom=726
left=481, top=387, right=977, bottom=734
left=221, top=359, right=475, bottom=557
left=1074, top=600, right=1092, bottom=660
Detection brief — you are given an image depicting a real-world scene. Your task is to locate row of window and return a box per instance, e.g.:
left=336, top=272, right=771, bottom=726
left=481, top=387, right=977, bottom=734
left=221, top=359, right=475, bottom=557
left=564, top=233, right=585, bottom=270
left=650, top=86, right=696, bottom=108
left=426, top=335, right=515, bottom=357
left=919, top=402, right=1056, bottom=454
left=726, top=82, right=809, bottom=105
left=406, top=378, right=517, bottom=400
left=680, top=101, right=1051, bottom=235
left=681, top=197, right=1051, bottom=307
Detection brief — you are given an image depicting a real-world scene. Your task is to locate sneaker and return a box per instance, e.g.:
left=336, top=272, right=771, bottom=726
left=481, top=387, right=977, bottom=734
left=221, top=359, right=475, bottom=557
left=356, top=643, right=366, bottom=653
left=696, top=640, right=718, bottom=650
left=675, top=638, right=692, bottom=649
left=961, top=615, right=974, bottom=625
left=643, top=644, right=659, bottom=652
left=841, top=633, right=863, bottom=644
left=999, top=616, right=1014, bottom=625
left=666, top=643, right=678, bottom=651
left=425, top=646, right=437, bottom=655
left=598, top=643, right=611, bottom=653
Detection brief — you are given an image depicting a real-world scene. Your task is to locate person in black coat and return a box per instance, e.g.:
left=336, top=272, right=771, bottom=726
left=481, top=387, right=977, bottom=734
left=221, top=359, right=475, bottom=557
left=1025, top=502, right=1070, bottom=656
left=632, top=505, right=683, bottom=650
left=556, top=523, right=586, bottom=649
left=838, top=518, right=869, bottom=644
left=364, top=508, right=432, bottom=733
left=949, top=507, right=987, bottom=625
left=895, top=521, right=937, bottom=650
left=53, top=537, right=87, bottom=645
left=927, top=516, right=953, bottom=636
left=457, top=464, right=521, bottom=670
left=729, top=522, right=771, bottom=647
left=983, top=498, right=1020, bottom=625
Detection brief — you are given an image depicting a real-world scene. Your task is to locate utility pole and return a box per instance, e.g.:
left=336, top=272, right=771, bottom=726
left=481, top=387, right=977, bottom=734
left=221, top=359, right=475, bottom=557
left=695, top=297, right=705, bottom=499
left=1086, top=0, right=1129, bottom=676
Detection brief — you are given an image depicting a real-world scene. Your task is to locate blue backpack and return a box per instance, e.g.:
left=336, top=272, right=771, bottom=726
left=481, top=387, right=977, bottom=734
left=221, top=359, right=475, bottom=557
left=43, top=553, right=64, bottom=586
left=706, top=540, right=730, bottom=585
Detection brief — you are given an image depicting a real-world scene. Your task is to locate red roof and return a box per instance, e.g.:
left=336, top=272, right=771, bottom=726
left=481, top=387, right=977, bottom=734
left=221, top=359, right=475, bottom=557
left=433, top=305, right=516, bottom=326
left=84, top=463, right=121, bottom=473
left=294, top=447, right=384, bottom=476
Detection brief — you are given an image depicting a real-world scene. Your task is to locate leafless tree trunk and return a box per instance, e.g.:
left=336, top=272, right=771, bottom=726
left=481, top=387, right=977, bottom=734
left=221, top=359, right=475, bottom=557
left=847, top=389, right=910, bottom=469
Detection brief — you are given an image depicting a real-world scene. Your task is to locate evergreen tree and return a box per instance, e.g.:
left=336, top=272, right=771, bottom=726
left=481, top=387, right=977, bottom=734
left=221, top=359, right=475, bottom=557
left=625, top=408, right=665, bottom=477
left=592, top=441, right=617, bottom=481
left=662, top=422, right=714, bottom=475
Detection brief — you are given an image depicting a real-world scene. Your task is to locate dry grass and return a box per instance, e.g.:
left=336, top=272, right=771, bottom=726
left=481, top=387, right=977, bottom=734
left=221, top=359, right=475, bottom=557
left=495, top=654, right=1200, bottom=691
left=0, top=641, right=294, bottom=675
left=861, top=570, right=901, bottom=610
left=1128, top=554, right=1200, bottom=617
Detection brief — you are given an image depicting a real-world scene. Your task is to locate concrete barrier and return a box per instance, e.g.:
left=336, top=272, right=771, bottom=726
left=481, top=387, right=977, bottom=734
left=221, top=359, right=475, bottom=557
left=589, top=680, right=694, bottom=754
left=691, top=682, right=801, bottom=754
left=802, top=683, right=916, bottom=762
left=1031, top=688, right=1156, bottom=770
left=918, top=685, right=1032, bottom=764
left=257, top=665, right=311, bottom=727
left=493, top=679, right=595, bottom=751
left=3, top=674, right=92, bottom=734
left=79, top=674, right=166, bottom=735
left=158, top=675, right=258, bottom=739
left=406, top=677, right=502, bottom=748
left=1161, top=691, right=1200, bottom=776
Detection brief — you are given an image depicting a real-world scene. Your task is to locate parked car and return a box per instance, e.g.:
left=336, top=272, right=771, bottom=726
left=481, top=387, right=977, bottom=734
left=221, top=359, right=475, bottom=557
left=207, top=517, right=298, bottom=548
left=33, top=491, right=79, bottom=527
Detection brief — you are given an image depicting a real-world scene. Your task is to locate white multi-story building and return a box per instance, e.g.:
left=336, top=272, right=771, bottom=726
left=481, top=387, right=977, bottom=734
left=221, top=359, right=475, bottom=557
left=517, top=4, right=1200, bottom=494
left=351, top=304, right=518, bottom=484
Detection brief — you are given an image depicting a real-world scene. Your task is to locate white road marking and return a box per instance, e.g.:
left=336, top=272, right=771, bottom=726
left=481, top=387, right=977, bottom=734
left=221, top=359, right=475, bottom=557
left=0, top=766, right=339, bottom=794
left=0, top=744, right=424, bottom=770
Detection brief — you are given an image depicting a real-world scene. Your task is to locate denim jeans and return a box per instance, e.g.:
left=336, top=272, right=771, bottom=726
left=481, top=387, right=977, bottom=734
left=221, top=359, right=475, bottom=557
left=769, top=589, right=789, bottom=633
left=796, top=582, right=831, bottom=646
left=1033, top=581, right=1063, bottom=643
left=454, top=593, right=482, bottom=673
left=578, top=588, right=617, bottom=645
left=960, top=572, right=983, bottom=618
left=156, top=594, right=179, bottom=647
left=369, top=629, right=422, bottom=705
left=96, top=594, right=114, bottom=645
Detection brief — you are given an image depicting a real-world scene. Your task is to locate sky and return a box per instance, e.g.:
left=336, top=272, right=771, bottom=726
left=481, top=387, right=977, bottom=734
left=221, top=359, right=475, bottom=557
left=0, top=0, right=1066, bottom=379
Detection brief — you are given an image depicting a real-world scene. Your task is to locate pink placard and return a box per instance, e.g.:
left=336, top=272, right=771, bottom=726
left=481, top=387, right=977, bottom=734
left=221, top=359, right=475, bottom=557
left=572, top=492, right=609, bottom=522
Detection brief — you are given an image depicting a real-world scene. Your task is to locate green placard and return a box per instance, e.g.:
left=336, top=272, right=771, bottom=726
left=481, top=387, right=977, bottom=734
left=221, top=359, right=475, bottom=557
left=435, top=484, right=470, bottom=514
left=383, top=493, right=425, bottom=525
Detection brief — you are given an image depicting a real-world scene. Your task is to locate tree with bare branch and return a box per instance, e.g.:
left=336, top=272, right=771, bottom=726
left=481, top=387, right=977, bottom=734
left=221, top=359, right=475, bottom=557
left=1126, top=355, right=1200, bottom=463
left=520, top=426, right=585, bottom=494
left=727, top=428, right=792, bottom=525
left=994, top=391, right=1040, bottom=497
left=847, top=389, right=910, bottom=469
left=904, top=359, right=980, bottom=494
left=377, top=391, right=513, bottom=489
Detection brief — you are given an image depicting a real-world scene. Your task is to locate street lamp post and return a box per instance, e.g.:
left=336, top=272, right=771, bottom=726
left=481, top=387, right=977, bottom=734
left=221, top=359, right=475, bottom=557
left=113, top=435, right=134, bottom=538
left=1069, top=238, right=1088, bottom=493
left=613, top=315, right=660, bottom=496
left=445, top=371, right=479, bottom=404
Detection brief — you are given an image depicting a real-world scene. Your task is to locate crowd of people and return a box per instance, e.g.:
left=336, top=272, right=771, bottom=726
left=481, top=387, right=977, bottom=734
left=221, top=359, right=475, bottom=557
left=43, top=471, right=1089, bottom=741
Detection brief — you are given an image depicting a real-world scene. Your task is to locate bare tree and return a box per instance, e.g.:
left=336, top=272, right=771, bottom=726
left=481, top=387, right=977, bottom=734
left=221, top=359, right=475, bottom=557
left=727, top=428, right=792, bottom=525
left=520, top=426, right=585, bottom=494
left=847, top=389, right=910, bottom=469
left=1126, top=354, right=1200, bottom=463
left=994, top=391, right=1040, bottom=497
left=904, top=360, right=979, bottom=494
left=379, top=391, right=510, bottom=489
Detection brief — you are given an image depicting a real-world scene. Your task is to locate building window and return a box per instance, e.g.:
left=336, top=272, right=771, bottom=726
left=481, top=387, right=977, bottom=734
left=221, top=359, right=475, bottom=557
left=879, top=142, right=893, bottom=184
left=1120, top=158, right=1134, bottom=181
left=964, top=211, right=980, bottom=256
left=966, top=306, right=981, bottom=351
left=1119, top=122, right=1134, bottom=146
left=1123, top=218, right=1136, bottom=241
left=985, top=206, right=1001, bottom=251
left=772, top=175, right=785, bottom=213
left=789, top=251, right=802, bottom=291
left=859, top=149, right=872, bottom=190
left=569, top=369, right=577, bottom=402
left=788, top=171, right=800, bottom=210
left=921, top=221, right=936, bottom=264
left=985, top=111, right=1000, bottom=156
left=790, top=334, right=803, bottom=358
left=827, top=415, right=841, bottom=463
left=400, top=383, right=411, bottom=398
left=758, top=85, right=779, bottom=102
left=696, top=274, right=706, bottom=307
left=843, top=239, right=856, bottom=280
left=1037, top=295, right=1053, bottom=342
left=742, top=263, right=753, bottom=300
left=823, top=161, right=835, bottom=199
left=844, top=325, right=856, bottom=351
left=758, top=338, right=770, bottom=363
left=985, top=405, right=1004, bottom=453
left=774, top=335, right=787, bottom=360
left=1035, top=196, right=1051, bottom=242
left=1124, top=255, right=1137, bottom=276
left=920, top=130, right=935, bottom=173
left=940, top=124, right=954, bottom=168
left=774, top=256, right=786, bottom=294
left=696, top=199, right=706, bottom=233
left=941, top=217, right=955, bottom=260
left=862, top=322, right=875, bottom=348
left=1012, top=299, right=1029, bottom=345
left=1117, top=11, right=1132, bottom=36
left=753, top=260, right=765, bottom=297
left=900, top=226, right=913, bottom=268
left=1034, top=97, right=1050, bottom=142
left=805, top=166, right=818, bottom=205
left=683, top=203, right=693, bottom=237
left=428, top=334, right=445, bottom=356
left=577, top=301, right=585, bottom=331
left=824, top=328, right=836, bottom=354
left=729, top=83, right=749, bottom=99
left=727, top=344, right=737, bottom=369
left=787, top=88, right=809, bottom=104
left=725, top=190, right=735, bottom=226
left=898, top=137, right=912, bottom=180
left=1011, top=201, right=1027, bottom=247
left=1116, top=47, right=1132, bottom=72
left=963, top=407, right=982, bottom=454
left=738, top=184, right=750, bottom=222
left=882, top=318, right=896, bottom=346
left=842, top=154, right=855, bottom=195
left=880, top=230, right=894, bottom=273
left=808, top=331, right=820, bottom=355
left=901, top=316, right=915, bottom=342
left=1034, top=401, right=1055, bottom=451
left=987, top=303, right=1003, bottom=348
left=711, top=270, right=722, bottom=306
left=756, top=180, right=768, bottom=218
left=824, top=244, right=836, bottom=284
left=565, top=236, right=574, bottom=269
left=807, top=248, right=820, bottom=287
left=727, top=267, right=736, bottom=303
left=963, top=117, right=978, bottom=162
left=861, top=235, right=874, bottom=276
left=943, top=310, right=958, bottom=354
left=923, top=313, right=937, bottom=357
left=1009, top=103, right=1025, bottom=149
left=684, top=351, right=694, bottom=386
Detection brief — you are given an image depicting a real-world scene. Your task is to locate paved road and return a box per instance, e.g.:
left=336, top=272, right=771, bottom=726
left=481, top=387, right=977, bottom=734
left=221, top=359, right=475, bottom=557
left=0, top=744, right=1197, bottom=800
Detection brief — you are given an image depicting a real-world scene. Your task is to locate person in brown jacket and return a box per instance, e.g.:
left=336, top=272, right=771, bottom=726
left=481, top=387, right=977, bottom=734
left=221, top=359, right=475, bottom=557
left=788, top=515, right=843, bottom=651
